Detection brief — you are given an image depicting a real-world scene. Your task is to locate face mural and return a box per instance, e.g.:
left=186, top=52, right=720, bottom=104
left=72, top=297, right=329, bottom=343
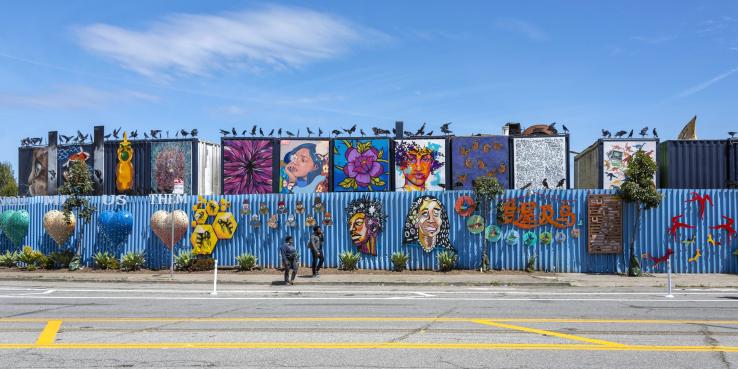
left=58, top=145, right=93, bottom=187
left=223, top=139, right=274, bottom=194
left=151, top=141, right=192, bottom=194
left=512, top=137, right=567, bottom=189
left=451, top=136, right=509, bottom=190
left=403, top=195, right=453, bottom=252
left=346, top=197, right=387, bottom=256
left=334, top=139, right=390, bottom=191
left=394, top=139, right=446, bottom=192
left=602, top=141, right=657, bottom=189
left=18, top=148, right=48, bottom=196
left=279, top=140, right=329, bottom=194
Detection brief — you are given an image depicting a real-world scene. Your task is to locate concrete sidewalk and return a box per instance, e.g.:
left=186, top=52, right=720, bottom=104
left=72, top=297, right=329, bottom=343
left=0, top=268, right=736, bottom=288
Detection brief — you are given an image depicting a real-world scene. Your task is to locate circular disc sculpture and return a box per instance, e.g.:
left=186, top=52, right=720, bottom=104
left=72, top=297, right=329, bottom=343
left=98, top=210, right=133, bottom=246
left=0, top=210, right=30, bottom=246
left=454, top=196, right=477, bottom=217
left=43, top=210, right=76, bottom=246
left=151, top=210, right=188, bottom=250
left=485, top=225, right=502, bottom=242
left=466, top=215, right=485, bottom=234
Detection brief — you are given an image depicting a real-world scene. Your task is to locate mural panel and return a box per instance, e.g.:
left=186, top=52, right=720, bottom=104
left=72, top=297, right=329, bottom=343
left=346, top=197, right=387, bottom=255
left=451, top=136, right=509, bottom=190
left=402, top=195, right=454, bottom=252
left=57, top=145, right=94, bottom=188
left=334, top=139, right=390, bottom=192
left=512, top=137, right=567, bottom=189
left=18, top=148, right=48, bottom=196
left=223, top=139, right=274, bottom=194
left=278, top=140, right=330, bottom=194
left=151, top=141, right=192, bottom=194
left=602, top=140, right=657, bottom=189
left=394, top=139, right=446, bottom=192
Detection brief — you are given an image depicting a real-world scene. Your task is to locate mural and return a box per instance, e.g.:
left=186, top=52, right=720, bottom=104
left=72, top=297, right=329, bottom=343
left=190, top=197, right=237, bottom=255
left=602, top=140, right=657, bottom=189
left=151, top=141, right=192, bottom=194
left=346, top=197, right=387, bottom=256
left=451, top=136, right=509, bottom=189
left=402, top=195, right=453, bottom=252
left=58, top=145, right=93, bottom=187
left=279, top=140, right=330, bottom=194
left=499, top=196, right=577, bottom=229
left=334, top=139, right=390, bottom=192
left=18, top=148, right=48, bottom=196
left=223, top=139, right=274, bottom=194
left=394, top=139, right=446, bottom=192
left=512, top=137, right=567, bottom=189
left=116, top=133, right=134, bottom=193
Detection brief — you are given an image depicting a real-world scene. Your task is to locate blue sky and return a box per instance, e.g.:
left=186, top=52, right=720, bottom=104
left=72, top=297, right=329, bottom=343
left=1, top=1, right=737, bottom=175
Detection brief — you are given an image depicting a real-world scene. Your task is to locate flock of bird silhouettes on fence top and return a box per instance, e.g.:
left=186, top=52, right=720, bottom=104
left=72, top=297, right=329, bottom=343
left=601, top=127, right=659, bottom=139
left=217, top=122, right=454, bottom=138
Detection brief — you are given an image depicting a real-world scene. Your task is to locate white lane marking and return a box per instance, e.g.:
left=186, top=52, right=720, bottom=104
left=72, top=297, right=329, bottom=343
left=6, top=289, right=55, bottom=296
left=413, top=292, right=436, bottom=297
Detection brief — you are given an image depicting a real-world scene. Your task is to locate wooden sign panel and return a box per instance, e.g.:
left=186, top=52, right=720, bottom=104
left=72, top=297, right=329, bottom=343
left=587, top=194, right=623, bottom=254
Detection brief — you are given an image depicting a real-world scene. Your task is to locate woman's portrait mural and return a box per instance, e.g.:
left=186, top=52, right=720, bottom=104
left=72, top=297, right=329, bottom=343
left=223, top=139, right=274, bottom=194
left=402, top=195, right=453, bottom=252
left=279, top=140, right=329, bottom=194
left=151, top=141, right=192, bottom=194
left=18, top=148, right=48, bottom=196
left=394, top=139, right=446, bottom=192
left=57, top=145, right=93, bottom=187
left=334, top=139, right=390, bottom=192
left=346, top=197, right=387, bottom=256
left=451, top=136, right=509, bottom=190
left=512, top=137, right=567, bottom=189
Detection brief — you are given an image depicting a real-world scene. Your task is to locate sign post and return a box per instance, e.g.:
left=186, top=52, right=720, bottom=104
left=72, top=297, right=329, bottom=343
left=171, top=178, right=185, bottom=279
left=665, top=257, right=674, bottom=299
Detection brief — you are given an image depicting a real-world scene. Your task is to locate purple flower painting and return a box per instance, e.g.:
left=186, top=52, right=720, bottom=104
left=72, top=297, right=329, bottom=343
left=223, top=139, right=274, bottom=194
left=334, top=139, right=390, bottom=192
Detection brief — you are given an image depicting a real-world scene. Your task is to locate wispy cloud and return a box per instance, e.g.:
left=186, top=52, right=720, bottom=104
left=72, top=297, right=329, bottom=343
left=494, top=18, right=548, bottom=41
left=632, top=35, right=676, bottom=44
left=0, top=85, right=158, bottom=109
left=675, top=65, right=738, bottom=99
left=75, top=6, right=385, bottom=79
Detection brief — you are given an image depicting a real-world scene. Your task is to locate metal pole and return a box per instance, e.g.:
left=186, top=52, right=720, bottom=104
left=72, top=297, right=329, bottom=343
left=665, top=257, right=674, bottom=298
left=170, top=200, right=174, bottom=279
left=211, top=259, right=218, bottom=295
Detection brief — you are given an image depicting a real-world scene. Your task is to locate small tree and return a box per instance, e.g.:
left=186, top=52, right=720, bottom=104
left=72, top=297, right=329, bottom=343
left=472, top=177, right=505, bottom=272
left=0, top=162, right=18, bottom=197
left=618, top=151, right=661, bottom=276
left=58, top=160, right=96, bottom=270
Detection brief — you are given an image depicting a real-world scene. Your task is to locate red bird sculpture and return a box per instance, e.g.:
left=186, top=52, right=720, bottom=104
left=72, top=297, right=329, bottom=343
left=709, top=216, right=736, bottom=242
left=685, top=192, right=713, bottom=219
left=668, top=214, right=695, bottom=241
left=642, top=248, right=673, bottom=267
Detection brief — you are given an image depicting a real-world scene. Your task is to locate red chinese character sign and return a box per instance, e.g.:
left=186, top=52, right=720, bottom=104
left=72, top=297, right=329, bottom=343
left=499, top=198, right=576, bottom=230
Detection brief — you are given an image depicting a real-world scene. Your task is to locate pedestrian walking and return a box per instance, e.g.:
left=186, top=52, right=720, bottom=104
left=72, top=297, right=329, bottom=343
left=309, top=226, right=324, bottom=277
left=280, top=236, right=298, bottom=285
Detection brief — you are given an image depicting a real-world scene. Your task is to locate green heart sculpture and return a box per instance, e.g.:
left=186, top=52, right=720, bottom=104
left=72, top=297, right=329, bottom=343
left=1, top=210, right=30, bottom=246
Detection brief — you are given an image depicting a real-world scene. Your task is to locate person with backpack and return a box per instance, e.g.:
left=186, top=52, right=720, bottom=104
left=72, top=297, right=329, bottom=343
left=309, top=226, right=324, bottom=278
left=280, top=236, right=298, bottom=285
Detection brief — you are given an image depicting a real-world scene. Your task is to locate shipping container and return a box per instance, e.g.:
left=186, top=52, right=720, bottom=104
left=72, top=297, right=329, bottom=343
left=729, top=139, right=738, bottom=188
left=510, top=135, right=570, bottom=189
left=196, top=140, right=221, bottom=195
left=574, top=138, right=659, bottom=189
left=659, top=140, right=731, bottom=189
left=103, top=139, right=151, bottom=195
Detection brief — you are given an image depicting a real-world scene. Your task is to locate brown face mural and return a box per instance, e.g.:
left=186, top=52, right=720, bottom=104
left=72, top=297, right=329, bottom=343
left=346, top=197, right=387, bottom=256
left=27, top=148, right=48, bottom=196
left=402, top=195, right=453, bottom=252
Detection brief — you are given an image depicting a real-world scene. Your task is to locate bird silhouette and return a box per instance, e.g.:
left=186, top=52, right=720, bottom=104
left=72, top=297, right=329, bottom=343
left=521, top=182, right=532, bottom=190
left=614, top=130, right=627, bottom=138
left=144, top=132, right=149, bottom=139
left=60, top=134, right=73, bottom=143
left=542, top=178, right=550, bottom=189
left=220, top=129, right=230, bottom=136
left=562, top=124, right=569, bottom=134
left=242, top=130, right=248, bottom=136
left=548, top=122, right=558, bottom=133
left=259, top=128, right=264, bottom=136
left=113, top=127, right=122, bottom=139
left=440, top=122, right=452, bottom=135
left=307, top=127, right=314, bottom=137
left=231, top=127, right=237, bottom=136
left=415, top=122, right=426, bottom=136
left=286, top=130, right=295, bottom=137
left=404, top=130, right=413, bottom=136
left=627, top=129, right=633, bottom=138
left=318, top=128, right=323, bottom=136
left=343, top=124, right=357, bottom=135
left=190, top=129, right=198, bottom=137
left=606, top=172, right=616, bottom=180
left=426, top=130, right=434, bottom=136
left=652, top=128, right=658, bottom=138
left=268, top=129, right=275, bottom=137
left=332, top=129, right=341, bottom=136
left=177, top=129, right=187, bottom=137
left=360, top=129, right=366, bottom=136
left=277, top=128, right=282, bottom=137
left=104, top=134, right=111, bottom=139
left=250, top=125, right=257, bottom=136
left=130, top=130, right=138, bottom=139
left=602, top=129, right=611, bottom=138
left=372, top=127, right=390, bottom=136
left=150, top=130, right=161, bottom=139
left=556, top=178, right=566, bottom=188
left=729, top=131, right=736, bottom=138
left=296, top=129, right=300, bottom=137
left=639, top=127, right=648, bottom=137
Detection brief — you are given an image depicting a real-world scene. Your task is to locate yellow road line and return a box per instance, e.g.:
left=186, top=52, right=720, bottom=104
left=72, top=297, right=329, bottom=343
left=0, top=342, right=736, bottom=352
left=35, top=320, right=62, bottom=346
left=472, top=319, right=625, bottom=347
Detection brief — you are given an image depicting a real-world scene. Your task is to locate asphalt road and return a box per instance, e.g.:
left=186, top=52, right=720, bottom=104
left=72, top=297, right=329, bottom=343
left=1, top=281, right=738, bottom=368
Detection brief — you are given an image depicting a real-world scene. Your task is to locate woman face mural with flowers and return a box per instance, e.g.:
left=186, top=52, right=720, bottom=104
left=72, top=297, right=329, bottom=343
left=334, top=139, right=390, bottom=191
left=394, top=140, right=445, bottom=192
left=346, top=197, right=387, bottom=256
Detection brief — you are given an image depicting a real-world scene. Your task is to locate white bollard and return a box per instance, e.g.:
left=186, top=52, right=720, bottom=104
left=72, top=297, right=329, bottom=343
left=665, top=258, right=674, bottom=299
left=211, top=259, right=218, bottom=296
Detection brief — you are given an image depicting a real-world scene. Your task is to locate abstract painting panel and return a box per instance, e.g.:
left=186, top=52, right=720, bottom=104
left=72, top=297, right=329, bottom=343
left=451, top=136, right=509, bottom=190
left=602, top=140, right=657, bottom=189
left=151, top=141, right=192, bottom=194
left=334, top=139, right=390, bottom=192
left=223, top=139, right=274, bottom=194
left=512, top=137, right=567, bottom=189
left=57, top=145, right=94, bottom=188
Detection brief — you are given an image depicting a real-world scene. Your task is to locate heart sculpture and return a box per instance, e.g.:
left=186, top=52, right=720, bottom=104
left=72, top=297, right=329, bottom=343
left=151, top=210, right=188, bottom=250
left=0, top=210, right=30, bottom=246
left=43, top=210, right=76, bottom=246
left=98, top=210, right=133, bottom=246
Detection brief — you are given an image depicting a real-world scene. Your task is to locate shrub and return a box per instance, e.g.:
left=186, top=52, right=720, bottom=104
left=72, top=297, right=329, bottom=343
left=17, top=246, right=48, bottom=271
left=235, top=253, right=258, bottom=271
left=120, top=252, right=145, bottom=272
left=0, top=251, right=18, bottom=267
left=48, top=249, right=75, bottom=269
left=174, top=250, right=194, bottom=271
left=390, top=251, right=409, bottom=272
left=437, top=250, right=457, bottom=272
left=93, top=251, right=119, bottom=270
left=339, top=251, right=361, bottom=271
left=190, top=257, right=214, bottom=271
left=526, top=255, right=536, bottom=273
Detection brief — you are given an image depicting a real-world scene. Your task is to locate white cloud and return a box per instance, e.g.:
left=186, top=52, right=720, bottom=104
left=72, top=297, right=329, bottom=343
left=675, top=65, right=738, bottom=99
left=0, top=85, right=158, bottom=109
left=495, top=18, right=548, bottom=41
left=632, top=35, right=676, bottom=44
left=75, top=6, right=383, bottom=79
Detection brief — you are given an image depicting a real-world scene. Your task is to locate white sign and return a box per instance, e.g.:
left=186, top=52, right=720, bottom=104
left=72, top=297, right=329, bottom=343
left=172, top=178, right=185, bottom=195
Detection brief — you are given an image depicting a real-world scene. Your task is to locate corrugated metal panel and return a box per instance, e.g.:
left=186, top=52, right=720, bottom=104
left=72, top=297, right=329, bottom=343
left=1, top=190, right=736, bottom=273
left=728, top=140, right=738, bottom=188
left=574, top=142, right=600, bottom=189
left=103, top=141, right=151, bottom=195
left=196, top=141, right=221, bottom=195
left=660, top=140, right=728, bottom=189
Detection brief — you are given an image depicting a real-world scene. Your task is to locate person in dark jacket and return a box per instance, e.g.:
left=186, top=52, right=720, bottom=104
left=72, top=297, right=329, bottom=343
left=280, top=236, right=298, bottom=285
left=309, top=226, right=324, bottom=277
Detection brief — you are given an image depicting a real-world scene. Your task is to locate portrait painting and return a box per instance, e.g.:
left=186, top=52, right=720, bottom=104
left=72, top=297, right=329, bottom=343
left=279, top=140, right=330, bottom=194
left=402, top=195, right=453, bottom=252
left=346, top=197, right=387, bottom=255
left=394, top=139, right=446, bottom=192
